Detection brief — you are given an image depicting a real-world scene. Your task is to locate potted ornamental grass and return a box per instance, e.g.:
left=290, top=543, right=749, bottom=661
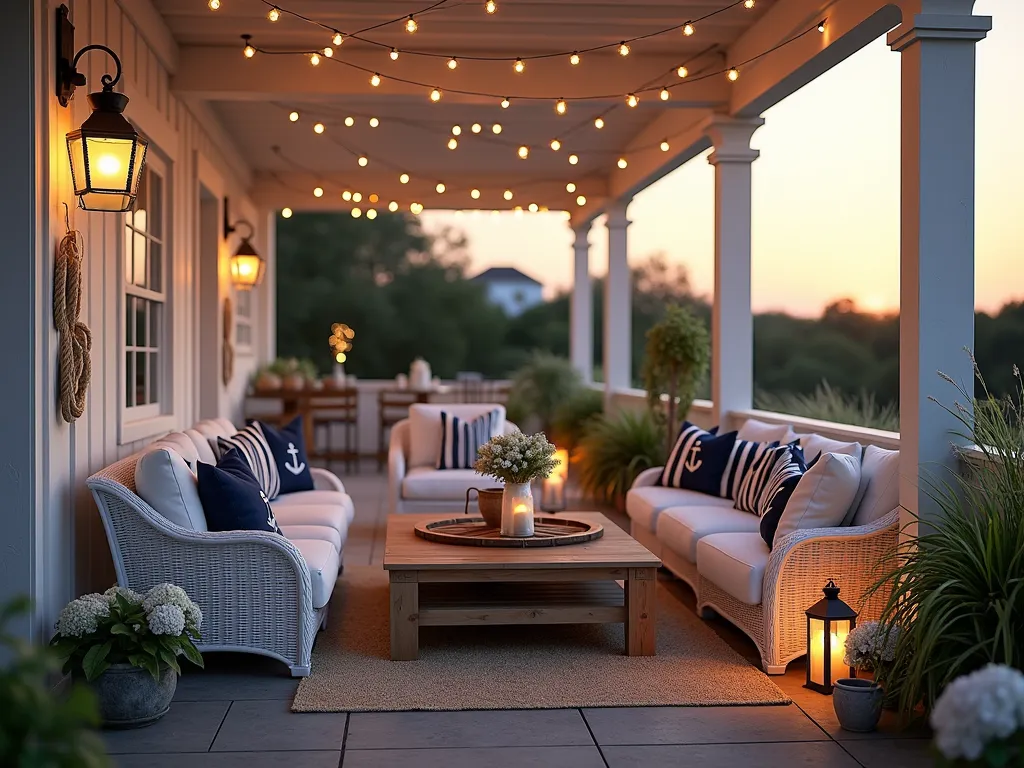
left=50, top=584, right=203, bottom=728
left=931, top=664, right=1024, bottom=767
left=475, top=431, right=558, bottom=537
left=833, top=620, right=901, bottom=732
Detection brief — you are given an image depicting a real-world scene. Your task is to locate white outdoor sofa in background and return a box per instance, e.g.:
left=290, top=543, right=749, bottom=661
left=87, top=417, right=355, bottom=677
left=626, top=416, right=899, bottom=674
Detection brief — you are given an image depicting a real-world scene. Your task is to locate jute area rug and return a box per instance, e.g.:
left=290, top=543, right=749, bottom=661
left=292, top=566, right=789, bottom=712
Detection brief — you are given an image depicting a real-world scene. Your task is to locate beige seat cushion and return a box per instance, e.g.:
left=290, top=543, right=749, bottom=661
left=271, top=502, right=349, bottom=542
left=407, top=404, right=506, bottom=468
left=402, top=467, right=483, bottom=501
left=280, top=524, right=343, bottom=553
left=152, top=433, right=200, bottom=466
left=851, top=445, right=900, bottom=526
left=289, top=538, right=340, bottom=609
left=774, top=452, right=861, bottom=544
left=656, top=506, right=761, bottom=563
left=183, top=428, right=217, bottom=465
left=697, top=533, right=770, bottom=606
left=626, top=486, right=733, bottom=534
left=798, top=434, right=862, bottom=463
left=737, top=419, right=795, bottom=445
left=272, top=490, right=355, bottom=524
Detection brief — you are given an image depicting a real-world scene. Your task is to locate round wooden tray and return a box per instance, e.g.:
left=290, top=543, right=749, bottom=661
left=414, top=516, right=604, bottom=548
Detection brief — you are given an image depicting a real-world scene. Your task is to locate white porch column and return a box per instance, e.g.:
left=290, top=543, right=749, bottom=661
left=704, top=116, right=764, bottom=429
left=603, top=201, right=632, bottom=405
left=889, top=7, right=991, bottom=530
left=570, top=225, right=593, bottom=383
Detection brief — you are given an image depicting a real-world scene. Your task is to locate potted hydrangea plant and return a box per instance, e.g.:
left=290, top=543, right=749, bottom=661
left=932, top=664, right=1024, bottom=766
left=50, top=584, right=203, bottom=728
left=475, top=431, right=558, bottom=537
left=833, top=621, right=901, bottom=732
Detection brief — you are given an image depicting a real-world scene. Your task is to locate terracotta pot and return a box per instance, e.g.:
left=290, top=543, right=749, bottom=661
left=255, top=372, right=282, bottom=391
left=283, top=373, right=306, bottom=391
left=466, top=487, right=504, bottom=528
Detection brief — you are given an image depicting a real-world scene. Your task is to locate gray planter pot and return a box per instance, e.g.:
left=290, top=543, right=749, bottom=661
left=89, top=663, right=177, bottom=729
left=833, top=677, right=883, bottom=733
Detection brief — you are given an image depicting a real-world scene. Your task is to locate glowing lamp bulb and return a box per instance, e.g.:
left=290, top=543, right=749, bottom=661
left=370, top=73, right=381, bottom=87
left=745, top=0, right=755, bottom=7
left=243, top=43, right=256, bottom=58
left=430, top=88, right=442, bottom=102
left=281, top=207, right=293, bottom=218
left=594, top=117, right=605, bottom=129
left=357, top=156, right=368, bottom=167
left=626, top=93, right=639, bottom=107
left=660, top=87, right=670, bottom=101
left=472, top=123, right=482, bottom=133
left=323, top=46, right=333, bottom=57
left=568, top=154, right=579, bottom=165
left=289, top=111, right=299, bottom=122
left=555, top=99, right=567, bottom=115
left=268, top=7, right=281, bottom=21
left=500, top=98, right=510, bottom=109
left=96, top=154, right=120, bottom=177
left=550, top=139, right=561, bottom=151
left=660, top=140, right=670, bottom=152
left=490, top=124, right=501, bottom=134
left=366, top=209, right=378, bottom=220
left=208, top=0, right=220, bottom=9
left=528, top=203, right=538, bottom=213
left=818, top=20, right=827, bottom=32
left=399, top=173, right=410, bottom=184
left=470, top=189, right=481, bottom=199
left=351, top=207, right=361, bottom=218
left=677, top=65, right=689, bottom=78
left=333, top=32, right=344, bottom=46
left=369, top=193, right=379, bottom=203
left=517, top=146, right=529, bottom=159
left=342, top=191, right=352, bottom=201
left=503, top=189, right=513, bottom=201
left=452, top=125, right=462, bottom=135
left=313, top=186, right=324, bottom=197
left=618, top=41, right=630, bottom=56
left=435, top=182, right=446, bottom=194
left=369, top=117, right=379, bottom=127
left=513, top=58, right=525, bottom=73
left=390, top=48, right=400, bottom=60
left=388, top=201, right=399, bottom=212
left=352, top=192, right=362, bottom=202
left=617, top=157, right=628, bottom=169
left=309, top=53, right=320, bottom=66
left=344, top=116, right=354, bottom=126
left=576, top=195, right=587, bottom=206
left=405, top=15, right=418, bottom=33
left=447, top=57, right=458, bottom=70
left=485, top=0, right=497, bottom=13
left=448, top=138, right=458, bottom=150
left=569, top=52, right=580, bottom=65
left=728, top=67, right=740, bottom=81
left=566, top=182, right=576, bottom=193
left=313, top=122, right=325, bottom=134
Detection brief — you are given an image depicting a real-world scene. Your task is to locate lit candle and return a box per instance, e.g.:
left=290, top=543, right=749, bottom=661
left=541, top=473, right=566, bottom=512
left=513, top=502, right=534, bottom=537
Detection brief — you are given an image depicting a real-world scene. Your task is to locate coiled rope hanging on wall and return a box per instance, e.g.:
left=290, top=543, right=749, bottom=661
left=54, top=204, right=92, bottom=422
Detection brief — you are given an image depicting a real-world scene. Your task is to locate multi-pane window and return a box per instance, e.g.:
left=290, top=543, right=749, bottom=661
left=235, top=287, right=254, bottom=351
left=123, top=155, right=168, bottom=419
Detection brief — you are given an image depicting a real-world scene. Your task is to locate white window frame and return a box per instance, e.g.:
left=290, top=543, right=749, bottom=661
left=234, top=285, right=255, bottom=355
left=119, top=151, right=175, bottom=444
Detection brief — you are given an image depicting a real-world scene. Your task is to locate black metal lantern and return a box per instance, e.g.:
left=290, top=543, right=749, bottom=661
left=228, top=221, right=266, bottom=290
left=57, top=5, right=148, bottom=212
left=804, top=579, right=857, bottom=694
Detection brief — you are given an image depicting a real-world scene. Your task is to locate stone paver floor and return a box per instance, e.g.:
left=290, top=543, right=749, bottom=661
left=106, top=467, right=932, bottom=767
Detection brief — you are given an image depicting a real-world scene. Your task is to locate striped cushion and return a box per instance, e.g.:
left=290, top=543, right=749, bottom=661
left=733, top=443, right=789, bottom=514
left=437, top=409, right=500, bottom=470
left=756, top=447, right=808, bottom=547
left=722, top=438, right=781, bottom=501
left=217, top=422, right=281, bottom=499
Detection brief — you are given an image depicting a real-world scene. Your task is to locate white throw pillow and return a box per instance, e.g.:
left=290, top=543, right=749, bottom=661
left=800, top=434, right=862, bottom=463
left=135, top=447, right=208, bottom=531
left=850, top=445, right=901, bottom=526
left=736, top=418, right=794, bottom=445
left=773, top=452, right=861, bottom=545
left=408, top=404, right=506, bottom=468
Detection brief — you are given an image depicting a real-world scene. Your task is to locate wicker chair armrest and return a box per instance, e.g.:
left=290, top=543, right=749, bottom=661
left=770, top=508, right=900, bottom=563
left=310, top=467, right=346, bottom=494
left=389, top=420, right=409, bottom=511
left=632, top=467, right=664, bottom=489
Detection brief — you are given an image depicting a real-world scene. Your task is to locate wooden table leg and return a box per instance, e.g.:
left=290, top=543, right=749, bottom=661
left=389, top=571, right=419, bottom=660
left=625, top=567, right=657, bottom=656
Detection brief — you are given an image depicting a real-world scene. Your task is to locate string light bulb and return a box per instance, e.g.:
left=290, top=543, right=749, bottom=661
left=453, top=125, right=464, bottom=136
left=677, top=65, right=689, bottom=78
left=566, top=182, right=576, bottom=193
left=313, top=122, right=325, bottom=134
left=268, top=7, right=281, bottom=22
left=369, top=194, right=379, bottom=203
left=728, top=67, right=740, bottom=81
left=555, top=99, right=567, bottom=115
left=744, top=0, right=755, bottom=7
left=352, top=192, right=362, bottom=202
left=503, top=189, right=513, bottom=201
left=435, top=182, right=446, bottom=194
left=485, top=0, right=497, bottom=13
left=400, top=173, right=410, bottom=184
left=333, top=32, right=344, bottom=46
left=660, top=87, right=670, bottom=101
left=472, top=123, right=482, bottom=133
left=570, top=52, right=580, bottom=66
left=617, top=157, right=628, bottom=169
left=683, top=22, right=695, bottom=35
left=517, top=145, right=529, bottom=159
left=500, top=97, right=510, bottom=109
left=342, top=191, right=352, bottom=201
left=366, top=209, right=377, bottom=220
left=208, top=0, right=220, bottom=9
left=471, top=189, right=481, bottom=199
left=310, top=53, right=320, bottom=66
left=550, top=139, right=561, bottom=151
left=513, top=58, right=525, bottom=73
left=626, top=93, right=639, bottom=107
left=344, top=116, right=355, bottom=127
left=242, top=35, right=256, bottom=58
left=281, top=207, right=293, bottom=218
left=351, top=207, right=361, bottom=218
left=430, top=88, right=442, bottom=102
left=529, top=203, right=539, bottom=213
left=660, top=140, right=670, bottom=152
left=618, top=41, right=630, bottom=56
left=289, top=111, right=299, bottom=122
left=370, top=73, right=381, bottom=87
left=411, top=202, right=424, bottom=214
left=448, top=138, right=458, bottom=150
left=818, top=19, right=827, bottom=32
left=369, top=117, right=379, bottom=127
left=576, top=195, right=587, bottom=206
left=490, top=124, right=501, bottom=134
left=357, top=156, right=368, bottom=167
left=390, top=48, right=400, bottom=60
left=322, top=46, right=333, bottom=57
left=388, top=201, right=399, bottom=212
left=568, top=153, right=579, bottom=165
left=313, top=186, right=324, bottom=197
left=594, top=117, right=605, bottom=129
left=405, top=15, right=418, bottom=33
left=447, top=57, right=458, bottom=70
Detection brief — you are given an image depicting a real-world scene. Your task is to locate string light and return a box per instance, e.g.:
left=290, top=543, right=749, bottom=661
left=430, top=88, right=442, bottom=101
left=344, top=116, right=355, bottom=127
left=435, top=182, right=446, bottom=193
left=313, top=122, right=325, bottom=134
left=818, top=19, right=827, bottom=32
left=208, top=0, right=220, bottom=9
left=513, top=58, right=525, bottom=73
left=485, top=0, right=497, bottom=13
left=472, top=123, right=482, bottom=133
left=490, top=124, right=501, bottom=134
left=660, top=140, right=670, bottom=151
left=570, top=52, right=580, bottom=65
left=617, top=157, right=628, bottom=169
left=568, top=153, right=579, bottom=165
left=470, top=189, right=481, bottom=199
left=388, top=201, right=399, bottom=212
left=555, top=99, right=567, bottom=115
left=529, top=203, right=539, bottom=213
left=357, top=155, right=368, bottom=166
left=242, top=35, right=256, bottom=58
left=677, top=65, right=689, bottom=78
left=342, top=191, right=352, bottom=201
left=626, top=93, right=639, bottom=107
left=333, top=32, right=344, bottom=46
left=289, top=111, right=299, bottom=122
left=369, top=194, right=379, bottom=203
left=322, top=46, right=334, bottom=57
left=728, top=67, right=740, bottom=81
left=501, top=98, right=510, bottom=109
left=683, top=22, right=695, bottom=35
left=352, top=192, right=363, bottom=202
left=576, top=195, right=587, bottom=206
left=448, top=138, right=458, bottom=149
left=405, top=15, right=418, bottom=33
left=503, top=190, right=513, bottom=201
left=390, top=48, right=400, bottom=60
left=268, top=7, right=281, bottom=22
left=550, top=139, right=561, bottom=151
left=744, top=0, right=755, bottom=7
left=367, top=209, right=378, bottom=220
left=618, top=41, right=630, bottom=56
left=370, top=73, right=382, bottom=87
left=351, top=207, right=362, bottom=218
left=411, top=202, right=424, bottom=214
left=594, top=117, right=605, bottom=129
left=452, top=125, right=462, bottom=136
left=310, top=53, right=321, bottom=66
left=660, top=87, right=670, bottom=100
left=281, top=207, right=293, bottom=218
left=566, top=182, right=576, bottom=193
left=447, top=57, right=458, bottom=70
left=517, top=146, right=529, bottom=159
left=400, top=173, right=410, bottom=184
left=369, top=117, right=379, bottom=127
left=313, top=186, right=324, bottom=197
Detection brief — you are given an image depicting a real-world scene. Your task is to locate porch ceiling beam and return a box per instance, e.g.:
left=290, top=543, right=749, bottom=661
left=171, top=47, right=729, bottom=105
left=117, top=0, right=180, bottom=74
left=727, top=0, right=903, bottom=118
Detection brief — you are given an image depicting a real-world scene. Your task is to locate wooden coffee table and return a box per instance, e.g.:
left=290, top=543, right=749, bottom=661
left=383, top=512, right=661, bottom=660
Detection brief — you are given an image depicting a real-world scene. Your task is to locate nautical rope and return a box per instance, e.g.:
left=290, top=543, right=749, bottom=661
left=54, top=226, right=92, bottom=422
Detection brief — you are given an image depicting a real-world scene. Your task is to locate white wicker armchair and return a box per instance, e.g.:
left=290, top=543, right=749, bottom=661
left=87, top=454, right=341, bottom=677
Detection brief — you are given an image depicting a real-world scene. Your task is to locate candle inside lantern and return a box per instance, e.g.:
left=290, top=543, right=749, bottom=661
left=541, top=473, right=566, bottom=512
left=512, top=502, right=534, bottom=537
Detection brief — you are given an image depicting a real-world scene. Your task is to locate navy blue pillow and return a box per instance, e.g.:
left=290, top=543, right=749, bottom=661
left=260, top=416, right=315, bottom=495
left=758, top=445, right=808, bottom=550
left=197, top=447, right=282, bottom=534
left=660, top=422, right=737, bottom=497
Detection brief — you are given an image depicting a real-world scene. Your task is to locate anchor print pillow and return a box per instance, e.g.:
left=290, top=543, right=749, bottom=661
left=259, top=416, right=315, bottom=496
left=659, top=422, right=738, bottom=496
left=197, top=447, right=282, bottom=534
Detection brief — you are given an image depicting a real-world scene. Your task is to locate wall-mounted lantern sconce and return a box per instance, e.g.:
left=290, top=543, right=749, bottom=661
left=224, top=200, right=266, bottom=290
left=57, top=5, right=148, bottom=212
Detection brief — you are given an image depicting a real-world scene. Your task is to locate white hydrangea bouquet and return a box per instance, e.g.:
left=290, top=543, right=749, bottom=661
left=931, top=664, right=1024, bottom=766
left=474, top=431, right=559, bottom=484
left=844, top=620, right=902, bottom=673
left=50, top=584, right=203, bottom=682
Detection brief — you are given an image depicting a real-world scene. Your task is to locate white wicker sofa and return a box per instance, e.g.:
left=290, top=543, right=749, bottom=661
left=86, top=417, right=355, bottom=677
left=626, top=417, right=899, bottom=674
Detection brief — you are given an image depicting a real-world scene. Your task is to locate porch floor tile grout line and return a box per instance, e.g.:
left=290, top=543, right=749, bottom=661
left=335, top=738, right=835, bottom=752
left=790, top=700, right=871, bottom=768
left=206, top=699, right=234, bottom=753
left=338, top=712, right=351, bottom=767
left=579, top=708, right=612, bottom=768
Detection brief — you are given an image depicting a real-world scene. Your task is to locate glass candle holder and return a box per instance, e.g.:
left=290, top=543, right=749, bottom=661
left=501, top=481, right=535, bottom=537
left=540, top=474, right=566, bottom=512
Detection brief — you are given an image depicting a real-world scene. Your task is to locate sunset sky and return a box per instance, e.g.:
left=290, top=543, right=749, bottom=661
left=422, top=0, right=1023, bottom=318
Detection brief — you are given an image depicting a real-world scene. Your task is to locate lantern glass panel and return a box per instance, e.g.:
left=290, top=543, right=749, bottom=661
left=230, top=254, right=265, bottom=289
left=84, top=135, right=135, bottom=191
left=809, top=617, right=826, bottom=687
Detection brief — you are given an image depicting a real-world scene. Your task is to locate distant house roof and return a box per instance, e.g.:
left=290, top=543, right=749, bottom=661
left=471, top=267, right=542, bottom=286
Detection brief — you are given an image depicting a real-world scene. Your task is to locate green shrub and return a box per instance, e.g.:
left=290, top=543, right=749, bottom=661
left=869, top=357, right=1024, bottom=716
left=754, top=381, right=899, bottom=432
left=551, top=387, right=605, bottom=451
left=576, top=410, right=666, bottom=509
left=506, top=353, right=584, bottom=433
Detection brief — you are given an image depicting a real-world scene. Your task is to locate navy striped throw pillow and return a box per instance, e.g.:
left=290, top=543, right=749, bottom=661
left=721, top=438, right=782, bottom=501
left=660, top=422, right=737, bottom=497
left=733, top=443, right=794, bottom=514
left=758, top=446, right=808, bottom=548
left=216, top=422, right=281, bottom=500
left=437, top=409, right=501, bottom=470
